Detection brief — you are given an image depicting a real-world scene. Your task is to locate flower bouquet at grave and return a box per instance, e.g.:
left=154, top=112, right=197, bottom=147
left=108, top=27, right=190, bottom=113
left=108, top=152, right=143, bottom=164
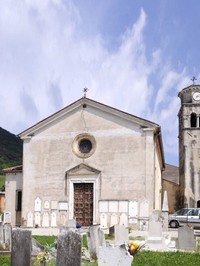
left=128, top=241, right=145, bottom=256
left=36, top=252, right=48, bottom=265
left=36, top=242, right=57, bottom=265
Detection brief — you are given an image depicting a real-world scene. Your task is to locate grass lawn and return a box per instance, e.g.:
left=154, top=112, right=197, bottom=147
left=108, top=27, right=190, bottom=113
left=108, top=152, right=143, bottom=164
left=0, top=235, right=199, bottom=266
left=0, top=256, right=10, bottom=266
left=1, top=251, right=199, bottom=266
left=133, top=251, right=200, bottom=266
left=32, top=235, right=57, bottom=246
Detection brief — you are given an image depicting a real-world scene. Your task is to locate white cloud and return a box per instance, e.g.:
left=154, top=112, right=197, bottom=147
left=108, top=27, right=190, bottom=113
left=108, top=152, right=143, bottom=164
left=0, top=1, right=191, bottom=165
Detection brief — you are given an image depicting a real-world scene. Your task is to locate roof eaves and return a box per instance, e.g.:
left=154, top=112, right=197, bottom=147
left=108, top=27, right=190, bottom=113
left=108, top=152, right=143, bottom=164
left=3, top=165, right=23, bottom=173
left=18, top=97, right=160, bottom=138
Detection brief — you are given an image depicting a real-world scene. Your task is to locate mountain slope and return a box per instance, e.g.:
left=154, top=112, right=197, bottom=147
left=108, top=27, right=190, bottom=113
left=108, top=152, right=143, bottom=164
left=0, top=127, right=23, bottom=173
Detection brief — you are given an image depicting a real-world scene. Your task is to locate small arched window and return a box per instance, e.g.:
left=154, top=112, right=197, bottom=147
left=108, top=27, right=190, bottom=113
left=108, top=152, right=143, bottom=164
left=190, top=112, right=197, bottom=127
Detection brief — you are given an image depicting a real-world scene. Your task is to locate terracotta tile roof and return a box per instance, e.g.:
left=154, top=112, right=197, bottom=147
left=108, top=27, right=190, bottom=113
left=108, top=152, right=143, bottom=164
left=3, top=165, right=23, bottom=173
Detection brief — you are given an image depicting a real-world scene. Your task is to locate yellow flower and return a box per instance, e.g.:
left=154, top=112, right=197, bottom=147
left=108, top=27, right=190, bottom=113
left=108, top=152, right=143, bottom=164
left=129, top=241, right=139, bottom=250
left=37, top=252, right=46, bottom=262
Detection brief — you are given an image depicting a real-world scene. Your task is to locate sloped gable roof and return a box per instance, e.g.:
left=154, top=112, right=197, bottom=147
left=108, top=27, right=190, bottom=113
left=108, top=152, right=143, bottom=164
left=18, top=97, right=165, bottom=169
left=18, top=97, right=159, bottom=138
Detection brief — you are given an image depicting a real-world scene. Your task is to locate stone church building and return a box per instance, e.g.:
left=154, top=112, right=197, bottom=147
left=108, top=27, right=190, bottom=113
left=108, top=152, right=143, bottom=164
left=178, top=84, right=200, bottom=208
left=4, top=97, right=165, bottom=228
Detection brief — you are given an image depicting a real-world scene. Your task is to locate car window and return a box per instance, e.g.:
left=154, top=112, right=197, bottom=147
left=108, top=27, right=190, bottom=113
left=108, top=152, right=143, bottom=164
left=175, top=209, right=189, bottom=215
left=188, top=209, right=198, bottom=216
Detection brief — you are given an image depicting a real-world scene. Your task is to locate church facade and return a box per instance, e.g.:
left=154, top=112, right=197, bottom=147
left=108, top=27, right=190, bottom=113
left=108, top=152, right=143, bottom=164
left=178, top=85, right=200, bottom=208
left=4, top=97, right=165, bottom=228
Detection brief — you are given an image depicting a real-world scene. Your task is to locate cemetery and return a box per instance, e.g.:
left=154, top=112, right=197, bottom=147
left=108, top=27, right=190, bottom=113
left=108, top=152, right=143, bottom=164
left=0, top=212, right=200, bottom=266
left=0, top=190, right=199, bottom=265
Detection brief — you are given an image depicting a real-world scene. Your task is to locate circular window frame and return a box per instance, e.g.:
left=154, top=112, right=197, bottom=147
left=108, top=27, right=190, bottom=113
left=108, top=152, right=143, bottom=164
left=72, top=133, right=96, bottom=158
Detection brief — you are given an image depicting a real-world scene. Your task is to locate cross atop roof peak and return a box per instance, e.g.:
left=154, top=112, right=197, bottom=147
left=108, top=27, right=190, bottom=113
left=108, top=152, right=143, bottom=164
left=83, top=87, right=88, bottom=97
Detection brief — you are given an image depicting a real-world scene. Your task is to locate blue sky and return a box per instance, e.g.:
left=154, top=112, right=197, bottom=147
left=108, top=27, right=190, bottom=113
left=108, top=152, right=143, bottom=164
left=0, top=0, right=200, bottom=166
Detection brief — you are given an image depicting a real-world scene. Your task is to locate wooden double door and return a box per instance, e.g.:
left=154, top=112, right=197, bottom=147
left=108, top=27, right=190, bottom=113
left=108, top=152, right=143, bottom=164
left=74, top=183, right=93, bottom=226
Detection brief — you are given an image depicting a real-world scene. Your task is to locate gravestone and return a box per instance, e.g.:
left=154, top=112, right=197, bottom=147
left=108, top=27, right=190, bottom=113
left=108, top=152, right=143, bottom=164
left=27, top=212, right=33, bottom=227
left=177, top=226, right=195, bottom=251
left=34, top=197, right=41, bottom=212
left=119, top=213, right=128, bottom=227
left=115, top=225, right=129, bottom=246
left=32, top=237, right=44, bottom=256
left=147, top=221, right=162, bottom=243
left=162, top=191, right=169, bottom=212
left=67, top=219, right=76, bottom=228
left=161, top=190, right=169, bottom=231
left=60, top=226, right=75, bottom=234
left=99, top=201, right=108, bottom=213
left=59, top=212, right=67, bottom=225
left=100, top=213, right=108, bottom=228
left=119, top=201, right=128, bottom=212
left=146, top=220, right=166, bottom=251
left=87, top=225, right=105, bottom=260
left=151, top=210, right=162, bottom=222
left=44, top=200, right=50, bottom=209
left=109, top=201, right=118, bottom=212
left=4, top=211, right=11, bottom=224
left=147, top=211, right=163, bottom=243
left=4, top=224, right=12, bottom=249
left=98, top=243, right=133, bottom=266
left=138, top=200, right=149, bottom=229
left=11, top=229, right=32, bottom=266
left=110, top=213, right=118, bottom=227
left=56, top=230, right=82, bottom=266
left=139, top=200, right=149, bottom=218
left=51, top=212, right=57, bottom=227
left=34, top=212, right=41, bottom=227
left=128, top=201, right=138, bottom=224
left=42, top=212, right=49, bottom=227
left=59, top=202, right=68, bottom=211
left=51, top=200, right=58, bottom=210
left=0, top=224, right=12, bottom=250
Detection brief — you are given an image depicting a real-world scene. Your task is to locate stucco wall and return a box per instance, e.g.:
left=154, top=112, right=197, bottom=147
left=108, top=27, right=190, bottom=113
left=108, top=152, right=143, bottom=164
left=21, top=105, right=161, bottom=225
left=5, top=173, right=22, bottom=225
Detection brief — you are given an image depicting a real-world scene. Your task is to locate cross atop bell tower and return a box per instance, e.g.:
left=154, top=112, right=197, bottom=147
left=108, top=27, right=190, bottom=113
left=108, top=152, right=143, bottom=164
left=191, top=76, right=197, bottom=85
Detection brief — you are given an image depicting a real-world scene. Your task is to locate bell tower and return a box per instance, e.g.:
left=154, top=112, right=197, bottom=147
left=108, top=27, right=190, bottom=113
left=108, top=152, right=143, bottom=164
left=178, top=84, right=200, bottom=208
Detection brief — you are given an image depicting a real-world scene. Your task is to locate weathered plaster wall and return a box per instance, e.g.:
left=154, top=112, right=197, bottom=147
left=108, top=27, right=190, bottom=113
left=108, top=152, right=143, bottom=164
left=21, top=105, right=160, bottom=225
left=178, top=86, right=200, bottom=207
left=5, top=173, right=22, bottom=225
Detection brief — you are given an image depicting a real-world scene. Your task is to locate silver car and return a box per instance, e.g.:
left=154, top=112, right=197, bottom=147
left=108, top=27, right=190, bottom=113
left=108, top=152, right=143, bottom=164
left=168, top=208, right=200, bottom=228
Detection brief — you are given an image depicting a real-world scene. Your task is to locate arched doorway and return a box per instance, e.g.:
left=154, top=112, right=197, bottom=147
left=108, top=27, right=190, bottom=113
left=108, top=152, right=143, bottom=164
left=66, top=163, right=101, bottom=226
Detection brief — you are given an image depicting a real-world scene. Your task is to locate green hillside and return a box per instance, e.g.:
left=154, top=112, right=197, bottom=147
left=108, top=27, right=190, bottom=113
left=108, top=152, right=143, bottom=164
left=0, top=127, right=23, bottom=173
